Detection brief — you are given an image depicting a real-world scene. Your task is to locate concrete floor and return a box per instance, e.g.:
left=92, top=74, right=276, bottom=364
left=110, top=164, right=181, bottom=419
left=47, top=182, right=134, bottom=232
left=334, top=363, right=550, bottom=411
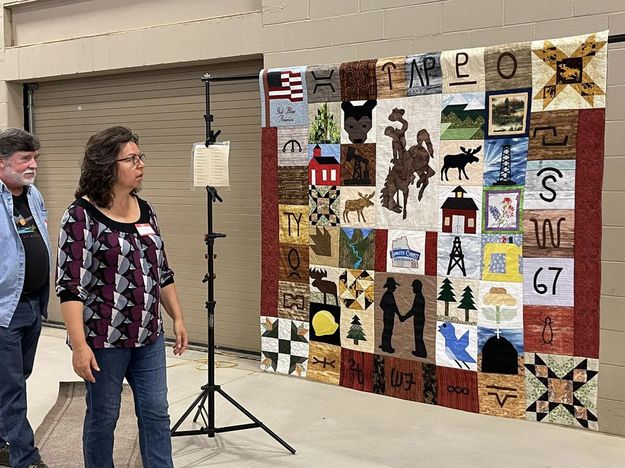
left=28, top=327, right=625, bottom=467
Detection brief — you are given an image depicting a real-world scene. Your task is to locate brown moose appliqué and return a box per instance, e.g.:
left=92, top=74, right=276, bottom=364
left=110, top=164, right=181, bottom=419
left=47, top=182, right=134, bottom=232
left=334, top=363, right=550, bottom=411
left=343, top=191, right=375, bottom=223
left=310, top=268, right=339, bottom=306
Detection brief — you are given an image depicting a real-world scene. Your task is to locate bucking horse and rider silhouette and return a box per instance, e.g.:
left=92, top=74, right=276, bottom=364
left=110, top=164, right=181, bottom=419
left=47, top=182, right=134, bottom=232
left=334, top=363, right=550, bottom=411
left=380, top=108, right=435, bottom=219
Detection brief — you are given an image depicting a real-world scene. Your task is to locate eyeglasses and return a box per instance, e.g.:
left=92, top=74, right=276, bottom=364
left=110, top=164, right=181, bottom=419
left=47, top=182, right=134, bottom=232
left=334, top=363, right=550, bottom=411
left=117, top=153, right=146, bottom=165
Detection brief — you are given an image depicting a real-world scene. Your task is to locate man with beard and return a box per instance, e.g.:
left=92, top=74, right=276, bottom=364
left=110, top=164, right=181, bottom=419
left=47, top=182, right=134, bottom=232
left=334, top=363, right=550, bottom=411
left=0, top=129, right=49, bottom=468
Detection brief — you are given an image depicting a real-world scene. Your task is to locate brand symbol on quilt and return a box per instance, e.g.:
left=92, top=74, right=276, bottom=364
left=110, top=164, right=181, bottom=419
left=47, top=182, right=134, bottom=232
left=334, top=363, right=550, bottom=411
left=496, top=51, right=518, bottom=80
left=533, top=126, right=569, bottom=147
left=282, top=293, right=305, bottom=310
left=287, top=248, right=302, bottom=279
left=381, top=61, right=398, bottom=90
left=312, top=356, right=336, bottom=369
left=447, top=385, right=470, bottom=395
left=390, top=368, right=416, bottom=391
left=310, top=69, right=335, bottom=94
left=450, top=52, right=478, bottom=87
left=530, top=217, right=566, bottom=248
left=284, top=211, right=302, bottom=237
left=409, top=55, right=437, bottom=88
left=486, top=385, right=517, bottom=408
left=541, top=316, right=554, bottom=345
left=536, top=167, right=563, bottom=202
left=348, top=358, right=364, bottom=385
left=282, top=139, right=302, bottom=153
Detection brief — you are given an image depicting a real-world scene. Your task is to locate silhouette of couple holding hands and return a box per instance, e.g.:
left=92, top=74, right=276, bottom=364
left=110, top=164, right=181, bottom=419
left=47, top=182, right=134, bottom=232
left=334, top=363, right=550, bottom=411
left=379, top=277, right=427, bottom=357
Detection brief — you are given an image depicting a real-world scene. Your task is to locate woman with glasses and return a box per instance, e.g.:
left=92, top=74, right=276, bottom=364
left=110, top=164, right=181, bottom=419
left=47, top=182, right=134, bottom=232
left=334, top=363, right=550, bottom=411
left=55, top=126, right=188, bottom=468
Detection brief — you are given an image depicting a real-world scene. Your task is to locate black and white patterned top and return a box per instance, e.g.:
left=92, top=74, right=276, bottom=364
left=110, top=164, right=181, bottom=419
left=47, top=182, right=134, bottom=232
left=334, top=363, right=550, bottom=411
left=56, top=197, right=174, bottom=349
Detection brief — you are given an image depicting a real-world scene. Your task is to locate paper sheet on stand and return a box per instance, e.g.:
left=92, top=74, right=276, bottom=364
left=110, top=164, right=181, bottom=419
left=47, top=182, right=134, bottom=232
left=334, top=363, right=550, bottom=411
left=192, top=141, right=230, bottom=187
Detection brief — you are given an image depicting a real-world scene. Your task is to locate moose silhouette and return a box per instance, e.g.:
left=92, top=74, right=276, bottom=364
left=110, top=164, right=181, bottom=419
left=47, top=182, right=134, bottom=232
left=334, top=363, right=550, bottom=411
left=441, top=145, right=481, bottom=181
left=309, top=268, right=339, bottom=306
left=343, top=191, right=375, bottom=223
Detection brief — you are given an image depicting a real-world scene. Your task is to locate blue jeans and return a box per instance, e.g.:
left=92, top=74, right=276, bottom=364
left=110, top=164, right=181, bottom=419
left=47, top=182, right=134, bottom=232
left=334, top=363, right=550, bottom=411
left=0, top=296, right=42, bottom=468
left=83, top=334, right=173, bottom=468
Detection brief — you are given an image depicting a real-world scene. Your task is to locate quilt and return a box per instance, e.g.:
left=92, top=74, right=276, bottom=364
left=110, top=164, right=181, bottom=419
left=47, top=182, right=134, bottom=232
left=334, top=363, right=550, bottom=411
left=259, top=31, right=607, bottom=431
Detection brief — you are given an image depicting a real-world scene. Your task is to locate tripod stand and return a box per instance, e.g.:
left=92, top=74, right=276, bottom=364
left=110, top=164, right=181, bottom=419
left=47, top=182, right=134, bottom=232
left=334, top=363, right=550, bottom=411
left=170, top=74, right=295, bottom=455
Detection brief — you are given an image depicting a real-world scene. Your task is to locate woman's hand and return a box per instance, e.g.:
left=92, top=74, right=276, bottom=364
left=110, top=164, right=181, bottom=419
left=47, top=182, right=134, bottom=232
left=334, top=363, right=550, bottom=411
left=72, top=343, right=100, bottom=383
left=172, top=319, right=189, bottom=356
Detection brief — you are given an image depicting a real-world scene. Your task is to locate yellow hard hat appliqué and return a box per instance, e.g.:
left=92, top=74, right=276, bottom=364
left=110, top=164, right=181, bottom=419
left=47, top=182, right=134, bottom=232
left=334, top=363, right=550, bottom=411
left=312, top=310, right=339, bottom=336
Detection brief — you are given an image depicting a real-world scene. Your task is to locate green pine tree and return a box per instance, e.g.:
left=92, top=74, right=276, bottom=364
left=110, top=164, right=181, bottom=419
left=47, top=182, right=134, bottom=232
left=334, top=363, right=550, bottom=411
left=457, top=285, right=477, bottom=322
left=437, top=277, right=456, bottom=316
left=346, top=315, right=366, bottom=345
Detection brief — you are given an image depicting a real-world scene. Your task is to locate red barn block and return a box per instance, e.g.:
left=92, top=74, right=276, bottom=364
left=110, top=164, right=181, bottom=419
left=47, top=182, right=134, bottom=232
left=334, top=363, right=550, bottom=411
left=440, top=186, right=478, bottom=234
left=309, top=144, right=340, bottom=186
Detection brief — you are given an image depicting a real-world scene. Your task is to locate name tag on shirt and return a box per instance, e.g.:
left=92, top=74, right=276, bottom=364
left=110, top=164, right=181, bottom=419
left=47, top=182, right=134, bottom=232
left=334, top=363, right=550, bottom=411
left=135, top=223, right=155, bottom=236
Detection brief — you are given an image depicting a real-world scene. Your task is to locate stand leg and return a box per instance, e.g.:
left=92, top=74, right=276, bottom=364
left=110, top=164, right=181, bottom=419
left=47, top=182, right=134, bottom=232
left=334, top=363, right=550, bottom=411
left=217, top=387, right=296, bottom=454
left=171, top=389, right=209, bottom=435
left=193, top=392, right=209, bottom=424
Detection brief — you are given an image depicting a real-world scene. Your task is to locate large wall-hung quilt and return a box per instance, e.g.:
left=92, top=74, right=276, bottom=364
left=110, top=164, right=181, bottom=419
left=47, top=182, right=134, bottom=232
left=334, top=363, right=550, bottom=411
left=259, top=31, right=607, bottom=430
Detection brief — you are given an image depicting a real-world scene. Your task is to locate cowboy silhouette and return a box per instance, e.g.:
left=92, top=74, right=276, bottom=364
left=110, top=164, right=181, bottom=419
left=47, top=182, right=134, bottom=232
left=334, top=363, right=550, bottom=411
left=401, top=279, right=427, bottom=358
left=379, top=277, right=402, bottom=353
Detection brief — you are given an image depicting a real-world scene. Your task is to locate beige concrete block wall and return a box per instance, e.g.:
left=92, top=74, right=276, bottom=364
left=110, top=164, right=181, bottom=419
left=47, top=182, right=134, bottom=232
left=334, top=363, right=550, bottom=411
left=0, top=0, right=265, bottom=116
left=260, top=0, right=625, bottom=436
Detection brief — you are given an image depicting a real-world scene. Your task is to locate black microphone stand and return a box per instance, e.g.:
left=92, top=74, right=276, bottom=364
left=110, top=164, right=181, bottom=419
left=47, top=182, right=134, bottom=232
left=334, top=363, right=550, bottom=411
left=170, top=73, right=295, bottom=455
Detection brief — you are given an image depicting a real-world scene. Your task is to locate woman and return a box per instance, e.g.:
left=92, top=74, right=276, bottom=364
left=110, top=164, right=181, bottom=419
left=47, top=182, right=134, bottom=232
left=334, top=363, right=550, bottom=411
left=56, top=126, right=188, bottom=468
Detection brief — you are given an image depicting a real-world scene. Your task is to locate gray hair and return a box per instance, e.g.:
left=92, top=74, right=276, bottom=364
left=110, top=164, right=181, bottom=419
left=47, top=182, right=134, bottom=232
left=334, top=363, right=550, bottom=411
left=0, top=128, right=40, bottom=158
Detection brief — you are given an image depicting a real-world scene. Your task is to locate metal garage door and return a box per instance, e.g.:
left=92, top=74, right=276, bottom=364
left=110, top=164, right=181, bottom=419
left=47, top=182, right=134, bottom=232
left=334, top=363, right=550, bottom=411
left=33, top=59, right=263, bottom=352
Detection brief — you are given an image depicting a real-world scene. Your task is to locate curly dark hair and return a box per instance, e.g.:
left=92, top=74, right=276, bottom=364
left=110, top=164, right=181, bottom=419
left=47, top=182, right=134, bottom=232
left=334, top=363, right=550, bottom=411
left=75, top=126, right=140, bottom=208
